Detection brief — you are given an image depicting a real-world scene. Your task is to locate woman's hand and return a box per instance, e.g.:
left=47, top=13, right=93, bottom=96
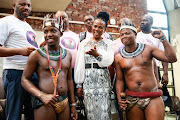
left=85, top=45, right=99, bottom=58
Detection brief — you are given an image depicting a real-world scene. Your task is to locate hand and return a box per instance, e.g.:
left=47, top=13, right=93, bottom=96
left=161, top=74, right=168, bottom=86
left=85, top=45, right=99, bottom=58
left=118, top=99, right=130, bottom=111
left=71, top=106, right=78, bottom=120
left=157, top=82, right=162, bottom=89
left=151, top=29, right=165, bottom=39
left=77, top=88, right=83, bottom=97
left=19, top=47, right=35, bottom=56
left=40, top=93, right=58, bottom=107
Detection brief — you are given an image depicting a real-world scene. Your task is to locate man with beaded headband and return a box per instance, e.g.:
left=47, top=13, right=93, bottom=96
left=21, top=14, right=77, bottom=120
left=115, top=19, right=177, bottom=120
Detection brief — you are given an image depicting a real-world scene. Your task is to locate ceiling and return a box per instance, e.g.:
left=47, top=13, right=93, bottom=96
left=164, top=0, right=180, bottom=11
left=0, top=0, right=180, bottom=12
left=0, top=0, right=72, bottom=12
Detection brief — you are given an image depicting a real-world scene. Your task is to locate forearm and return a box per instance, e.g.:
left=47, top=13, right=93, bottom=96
left=0, top=47, right=22, bottom=57
left=116, top=80, right=124, bottom=102
left=162, top=39, right=177, bottom=62
left=153, top=59, right=160, bottom=83
left=21, top=77, right=44, bottom=99
left=162, top=62, right=168, bottom=75
left=67, top=79, right=76, bottom=104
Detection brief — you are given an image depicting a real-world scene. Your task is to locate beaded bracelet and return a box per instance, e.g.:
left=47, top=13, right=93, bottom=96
left=96, top=54, right=102, bottom=61
left=160, top=35, right=166, bottom=42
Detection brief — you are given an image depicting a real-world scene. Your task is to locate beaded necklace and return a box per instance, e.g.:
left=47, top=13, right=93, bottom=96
left=37, top=46, right=66, bottom=60
left=45, top=46, right=62, bottom=96
left=120, top=43, right=145, bottom=59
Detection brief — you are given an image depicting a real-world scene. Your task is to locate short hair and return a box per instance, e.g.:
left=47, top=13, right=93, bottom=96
left=144, top=14, right=153, bottom=25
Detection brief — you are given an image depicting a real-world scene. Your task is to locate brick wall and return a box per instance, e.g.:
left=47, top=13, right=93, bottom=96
left=0, top=0, right=147, bottom=39
left=65, top=0, right=147, bottom=39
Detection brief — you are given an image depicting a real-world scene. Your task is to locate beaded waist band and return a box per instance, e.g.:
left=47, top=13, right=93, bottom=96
left=125, top=89, right=163, bottom=98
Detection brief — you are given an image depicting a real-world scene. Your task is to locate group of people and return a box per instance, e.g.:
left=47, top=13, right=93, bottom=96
left=0, top=0, right=177, bottom=120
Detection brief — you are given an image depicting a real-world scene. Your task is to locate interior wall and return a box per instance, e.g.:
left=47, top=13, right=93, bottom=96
left=169, top=8, right=180, bottom=98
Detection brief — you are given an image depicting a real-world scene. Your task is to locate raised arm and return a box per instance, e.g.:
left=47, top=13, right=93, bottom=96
left=151, top=29, right=177, bottom=63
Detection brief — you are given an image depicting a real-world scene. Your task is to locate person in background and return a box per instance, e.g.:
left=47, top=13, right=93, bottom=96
left=136, top=14, right=169, bottom=86
left=0, top=0, right=37, bottom=119
left=79, top=13, right=113, bottom=42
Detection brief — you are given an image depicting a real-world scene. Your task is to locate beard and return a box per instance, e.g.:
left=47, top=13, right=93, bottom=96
left=15, top=7, right=30, bottom=20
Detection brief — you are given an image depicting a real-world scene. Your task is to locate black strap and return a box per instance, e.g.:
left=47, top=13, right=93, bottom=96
left=85, top=63, right=107, bottom=69
left=57, top=94, right=68, bottom=102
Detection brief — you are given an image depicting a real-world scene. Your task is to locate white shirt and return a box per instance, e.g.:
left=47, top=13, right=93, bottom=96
left=60, top=30, right=80, bottom=68
left=136, top=31, right=164, bottom=66
left=0, top=15, right=36, bottom=70
left=75, top=38, right=114, bottom=84
left=113, top=38, right=124, bottom=55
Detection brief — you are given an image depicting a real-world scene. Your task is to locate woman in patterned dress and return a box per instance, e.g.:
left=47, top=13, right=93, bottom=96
left=75, top=12, right=114, bottom=120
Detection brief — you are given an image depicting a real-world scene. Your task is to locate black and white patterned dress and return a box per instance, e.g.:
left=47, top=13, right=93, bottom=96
left=75, top=38, right=114, bottom=120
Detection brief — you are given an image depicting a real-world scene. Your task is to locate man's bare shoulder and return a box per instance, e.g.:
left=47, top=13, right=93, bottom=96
left=65, top=49, right=72, bottom=59
left=29, top=50, right=41, bottom=60
left=115, top=53, right=122, bottom=61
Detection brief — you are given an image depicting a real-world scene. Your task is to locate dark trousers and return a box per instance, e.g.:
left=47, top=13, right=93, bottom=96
left=3, top=69, right=38, bottom=120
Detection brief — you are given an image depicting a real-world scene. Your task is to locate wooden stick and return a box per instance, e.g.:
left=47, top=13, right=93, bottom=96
left=120, top=92, right=126, bottom=120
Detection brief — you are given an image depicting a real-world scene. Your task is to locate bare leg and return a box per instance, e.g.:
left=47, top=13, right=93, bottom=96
left=57, top=102, right=70, bottom=120
left=128, top=105, right=145, bottom=120
left=145, top=97, right=165, bottom=120
left=34, top=105, right=56, bottom=120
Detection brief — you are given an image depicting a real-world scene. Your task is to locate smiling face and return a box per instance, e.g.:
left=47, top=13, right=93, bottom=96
left=92, top=19, right=106, bottom=40
left=119, top=28, right=136, bottom=46
left=44, top=26, right=61, bottom=46
left=13, top=0, right=31, bottom=21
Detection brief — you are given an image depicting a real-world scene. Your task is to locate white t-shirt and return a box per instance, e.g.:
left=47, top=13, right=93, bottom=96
left=0, top=15, right=37, bottom=70
left=113, top=38, right=124, bottom=55
left=60, top=30, right=80, bottom=68
left=136, top=31, right=164, bottom=66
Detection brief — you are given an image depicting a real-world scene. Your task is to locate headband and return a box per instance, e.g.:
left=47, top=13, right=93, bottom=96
left=120, top=25, right=137, bottom=33
left=43, top=14, right=63, bottom=32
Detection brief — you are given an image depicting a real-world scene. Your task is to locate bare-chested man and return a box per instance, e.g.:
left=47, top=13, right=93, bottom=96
left=21, top=14, right=77, bottom=120
left=115, top=20, right=177, bottom=120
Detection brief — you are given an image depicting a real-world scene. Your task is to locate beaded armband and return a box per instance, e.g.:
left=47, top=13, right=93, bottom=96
left=96, top=54, right=102, bottom=61
left=160, top=35, right=166, bottom=42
